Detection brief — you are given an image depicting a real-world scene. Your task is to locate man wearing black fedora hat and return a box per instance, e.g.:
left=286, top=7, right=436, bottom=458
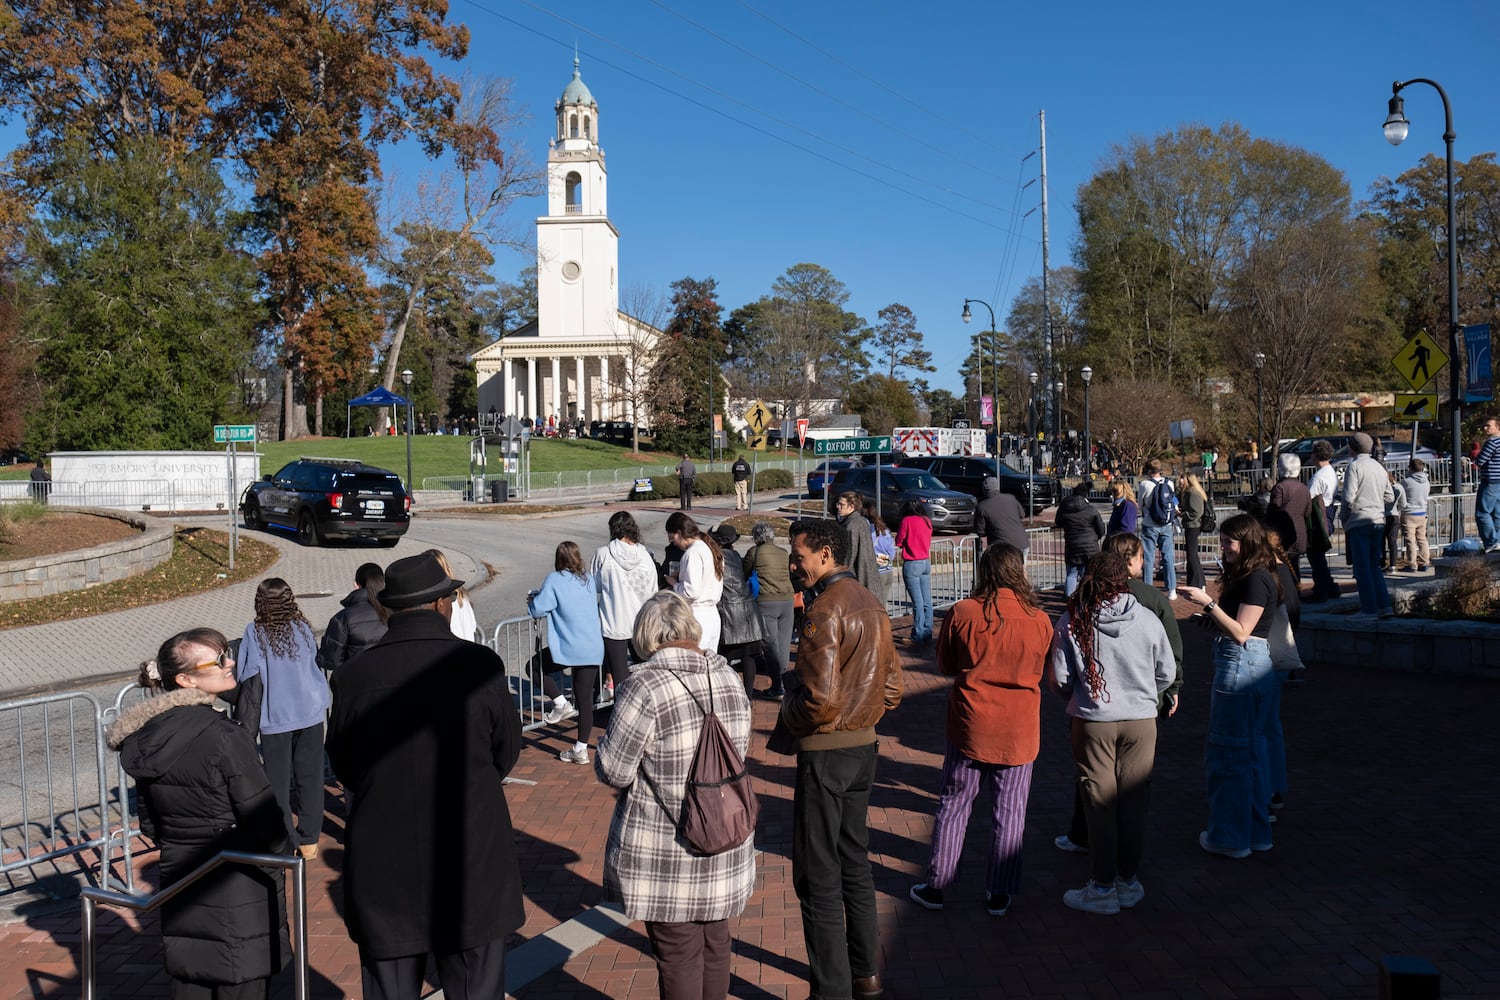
left=327, top=552, right=524, bottom=1000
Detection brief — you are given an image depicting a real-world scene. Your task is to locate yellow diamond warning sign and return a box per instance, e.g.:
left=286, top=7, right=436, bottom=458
left=1392, top=330, right=1447, bottom=391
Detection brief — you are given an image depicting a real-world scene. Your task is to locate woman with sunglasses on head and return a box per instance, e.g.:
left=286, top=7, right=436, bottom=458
left=107, top=629, right=291, bottom=999
left=238, top=577, right=331, bottom=859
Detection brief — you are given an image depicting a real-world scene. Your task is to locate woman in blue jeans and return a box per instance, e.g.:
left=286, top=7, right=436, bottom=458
left=896, top=500, right=934, bottom=642
left=1179, top=514, right=1283, bottom=859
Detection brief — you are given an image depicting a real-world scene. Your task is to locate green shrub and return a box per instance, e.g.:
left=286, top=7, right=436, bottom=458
left=755, top=468, right=793, bottom=489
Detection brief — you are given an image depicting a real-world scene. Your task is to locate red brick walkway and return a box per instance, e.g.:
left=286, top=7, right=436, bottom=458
left=4, top=599, right=1499, bottom=998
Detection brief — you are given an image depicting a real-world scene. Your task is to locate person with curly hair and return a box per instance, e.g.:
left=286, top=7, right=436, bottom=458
left=909, top=544, right=1053, bottom=917
left=239, top=577, right=330, bottom=858
left=1048, top=551, right=1174, bottom=914
left=106, top=628, right=291, bottom=998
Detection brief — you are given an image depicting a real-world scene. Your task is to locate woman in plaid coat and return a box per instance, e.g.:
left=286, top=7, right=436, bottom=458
left=596, top=591, right=755, bottom=1000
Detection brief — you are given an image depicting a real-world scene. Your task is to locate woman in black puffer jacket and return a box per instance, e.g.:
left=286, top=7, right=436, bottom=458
left=107, top=628, right=290, bottom=999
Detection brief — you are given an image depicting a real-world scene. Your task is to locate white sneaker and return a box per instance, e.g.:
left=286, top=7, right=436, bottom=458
left=1114, top=878, right=1145, bottom=908
left=559, top=746, right=590, bottom=765
left=1167, top=590, right=1178, bottom=601
left=1062, top=881, right=1120, bottom=914
left=543, top=699, right=578, bottom=725
left=1053, top=834, right=1088, bottom=854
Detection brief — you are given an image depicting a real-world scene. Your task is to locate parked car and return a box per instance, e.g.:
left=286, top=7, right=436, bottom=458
left=807, top=460, right=857, bottom=498
left=904, top=454, right=1059, bottom=515
left=241, top=457, right=411, bottom=547
left=827, top=465, right=977, bottom=533
left=589, top=420, right=638, bottom=445
left=1329, top=439, right=1439, bottom=483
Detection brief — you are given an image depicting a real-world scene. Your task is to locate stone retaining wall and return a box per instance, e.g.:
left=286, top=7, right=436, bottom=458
left=0, top=509, right=173, bottom=601
left=1297, top=581, right=1500, bottom=676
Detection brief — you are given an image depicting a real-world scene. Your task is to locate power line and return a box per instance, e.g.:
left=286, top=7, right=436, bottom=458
left=647, top=0, right=1017, bottom=186
left=460, top=0, right=1032, bottom=237
left=734, top=0, right=1025, bottom=162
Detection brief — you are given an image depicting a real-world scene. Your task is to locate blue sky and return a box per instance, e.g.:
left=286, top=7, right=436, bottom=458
left=8, top=0, right=1500, bottom=400
left=434, top=0, right=1498, bottom=397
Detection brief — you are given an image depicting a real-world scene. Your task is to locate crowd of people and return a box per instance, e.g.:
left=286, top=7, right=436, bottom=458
left=101, top=444, right=1354, bottom=999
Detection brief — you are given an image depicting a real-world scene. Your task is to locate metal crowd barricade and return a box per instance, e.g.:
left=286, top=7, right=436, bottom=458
left=1024, top=527, right=1066, bottom=591
left=0, top=690, right=136, bottom=892
left=486, top=614, right=614, bottom=731
left=81, top=851, right=309, bottom=1000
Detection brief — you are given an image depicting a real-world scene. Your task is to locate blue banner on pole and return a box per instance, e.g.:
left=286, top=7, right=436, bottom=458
left=1465, top=324, right=1492, bottom=403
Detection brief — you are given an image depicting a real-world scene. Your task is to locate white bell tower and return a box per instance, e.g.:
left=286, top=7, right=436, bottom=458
left=537, top=57, right=619, bottom=343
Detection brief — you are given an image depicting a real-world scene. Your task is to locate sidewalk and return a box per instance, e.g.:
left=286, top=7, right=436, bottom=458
left=0, top=523, right=482, bottom=697
left=3, top=589, right=1497, bottom=998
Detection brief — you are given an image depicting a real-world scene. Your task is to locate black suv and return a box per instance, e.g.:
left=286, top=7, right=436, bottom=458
left=241, top=458, right=411, bottom=547
left=827, top=465, right=976, bottom=533
left=905, top=455, right=1058, bottom=514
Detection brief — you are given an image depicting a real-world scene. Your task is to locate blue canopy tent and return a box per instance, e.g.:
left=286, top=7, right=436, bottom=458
left=346, top=386, right=414, bottom=490
left=346, top=386, right=411, bottom=437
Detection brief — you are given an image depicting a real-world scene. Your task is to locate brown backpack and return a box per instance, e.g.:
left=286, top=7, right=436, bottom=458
left=658, top=660, right=759, bottom=856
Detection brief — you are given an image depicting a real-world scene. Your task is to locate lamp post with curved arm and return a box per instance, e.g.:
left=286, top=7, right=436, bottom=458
left=961, top=299, right=1000, bottom=436
left=1384, top=77, right=1461, bottom=542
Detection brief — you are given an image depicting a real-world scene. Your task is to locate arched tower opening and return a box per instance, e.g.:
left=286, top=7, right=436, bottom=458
left=566, top=171, right=583, bottom=213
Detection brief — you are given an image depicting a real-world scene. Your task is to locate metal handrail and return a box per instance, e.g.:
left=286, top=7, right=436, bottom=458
left=80, top=850, right=308, bottom=1000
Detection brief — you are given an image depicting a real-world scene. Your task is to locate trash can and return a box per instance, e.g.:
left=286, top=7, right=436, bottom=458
left=489, top=478, right=508, bottom=503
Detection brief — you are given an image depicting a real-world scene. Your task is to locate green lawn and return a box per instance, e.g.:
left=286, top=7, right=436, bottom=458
left=253, top=435, right=679, bottom=483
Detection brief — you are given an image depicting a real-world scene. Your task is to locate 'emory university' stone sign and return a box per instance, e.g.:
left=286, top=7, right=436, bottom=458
left=46, top=451, right=263, bottom=512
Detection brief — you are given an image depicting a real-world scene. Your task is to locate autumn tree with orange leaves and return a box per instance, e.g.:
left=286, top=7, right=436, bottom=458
left=0, top=0, right=503, bottom=439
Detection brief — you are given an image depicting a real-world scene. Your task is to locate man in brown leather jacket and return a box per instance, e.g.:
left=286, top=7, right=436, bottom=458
left=780, top=518, right=902, bottom=1000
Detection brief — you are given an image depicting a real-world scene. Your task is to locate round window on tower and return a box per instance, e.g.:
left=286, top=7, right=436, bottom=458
left=562, top=260, right=582, bottom=282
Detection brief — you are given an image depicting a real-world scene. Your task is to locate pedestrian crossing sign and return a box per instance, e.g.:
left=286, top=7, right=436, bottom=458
left=742, top=400, right=774, bottom=435
left=1391, top=330, right=1447, bottom=391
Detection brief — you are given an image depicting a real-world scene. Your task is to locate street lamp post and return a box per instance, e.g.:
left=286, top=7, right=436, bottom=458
left=1027, top=372, right=1038, bottom=511
left=1254, top=352, right=1266, bottom=475
left=961, top=299, right=1000, bottom=438
left=400, top=369, right=414, bottom=495
left=1384, top=78, right=1462, bottom=542
left=1081, top=365, right=1093, bottom=478
left=1054, top=380, right=1065, bottom=467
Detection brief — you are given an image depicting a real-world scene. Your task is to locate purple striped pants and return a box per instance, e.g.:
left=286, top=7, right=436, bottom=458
left=923, top=742, right=1033, bottom=896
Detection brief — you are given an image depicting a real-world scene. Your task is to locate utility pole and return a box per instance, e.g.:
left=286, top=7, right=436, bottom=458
left=1039, top=109, right=1054, bottom=455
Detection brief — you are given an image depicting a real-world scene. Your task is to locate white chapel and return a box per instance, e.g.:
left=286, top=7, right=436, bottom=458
left=472, top=59, right=661, bottom=426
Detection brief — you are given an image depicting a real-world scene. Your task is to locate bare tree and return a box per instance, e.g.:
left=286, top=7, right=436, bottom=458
left=1226, top=215, right=1381, bottom=465
left=376, top=76, right=541, bottom=426
left=1090, top=376, right=1203, bottom=474
left=611, top=284, right=668, bottom=455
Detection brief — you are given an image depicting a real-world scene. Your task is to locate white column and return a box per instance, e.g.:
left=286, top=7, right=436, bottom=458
left=575, top=356, right=586, bottom=422
left=591, top=355, right=603, bottom=422
left=527, top=357, right=537, bottom=422
left=503, top=360, right=515, bottom=416
left=551, top=356, right=562, bottom=423
left=625, top=354, right=636, bottom=423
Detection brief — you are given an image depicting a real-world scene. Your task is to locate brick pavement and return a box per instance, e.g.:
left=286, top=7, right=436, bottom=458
left=3, top=586, right=1498, bottom=999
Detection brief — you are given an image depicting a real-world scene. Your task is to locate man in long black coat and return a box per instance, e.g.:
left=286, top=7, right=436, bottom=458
left=327, top=552, right=524, bottom=1000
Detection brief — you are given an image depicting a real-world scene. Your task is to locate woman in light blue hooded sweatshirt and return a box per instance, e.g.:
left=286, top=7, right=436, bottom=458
left=1048, top=551, right=1174, bottom=915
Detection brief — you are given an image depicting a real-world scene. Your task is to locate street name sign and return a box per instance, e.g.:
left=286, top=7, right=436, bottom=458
left=213, top=424, right=256, bottom=443
left=813, top=436, right=891, bottom=456
left=1392, top=329, right=1447, bottom=391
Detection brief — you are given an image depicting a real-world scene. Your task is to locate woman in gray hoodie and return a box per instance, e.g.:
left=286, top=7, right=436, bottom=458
left=1048, top=551, right=1175, bottom=915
